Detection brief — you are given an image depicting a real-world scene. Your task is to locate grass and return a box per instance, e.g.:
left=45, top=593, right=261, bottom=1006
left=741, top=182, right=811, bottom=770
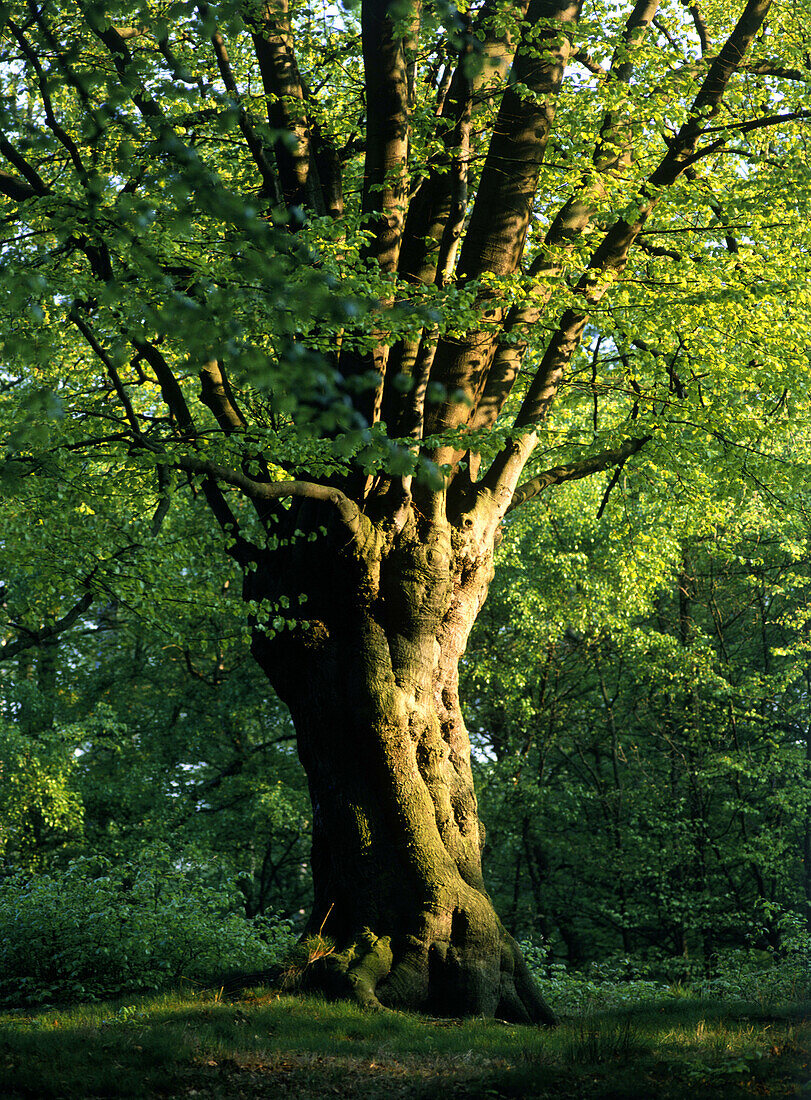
left=0, top=988, right=808, bottom=1098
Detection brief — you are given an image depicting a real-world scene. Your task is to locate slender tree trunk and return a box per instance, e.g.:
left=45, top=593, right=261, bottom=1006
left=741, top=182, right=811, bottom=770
left=247, top=507, right=555, bottom=1023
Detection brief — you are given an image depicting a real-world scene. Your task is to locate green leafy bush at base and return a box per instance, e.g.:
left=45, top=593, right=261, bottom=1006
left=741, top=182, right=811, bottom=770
left=521, top=929, right=811, bottom=1016
left=519, top=941, right=671, bottom=1014
left=0, top=845, right=296, bottom=1006
left=695, top=914, right=811, bottom=1008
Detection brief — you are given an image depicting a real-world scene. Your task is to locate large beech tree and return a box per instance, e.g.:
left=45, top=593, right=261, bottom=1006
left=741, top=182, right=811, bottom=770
left=2, top=0, right=810, bottom=1021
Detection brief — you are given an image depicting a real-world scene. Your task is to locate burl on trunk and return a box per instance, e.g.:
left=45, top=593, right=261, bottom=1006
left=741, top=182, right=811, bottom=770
left=248, top=498, right=556, bottom=1025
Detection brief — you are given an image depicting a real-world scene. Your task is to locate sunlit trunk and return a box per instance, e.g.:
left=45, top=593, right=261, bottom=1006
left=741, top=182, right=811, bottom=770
left=247, top=508, right=555, bottom=1023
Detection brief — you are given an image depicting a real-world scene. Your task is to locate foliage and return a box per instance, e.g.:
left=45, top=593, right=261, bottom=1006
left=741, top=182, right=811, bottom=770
left=0, top=722, right=83, bottom=869
left=518, top=936, right=811, bottom=1016
left=0, top=539, right=313, bottom=917
left=466, top=475, right=811, bottom=964
left=695, top=912, right=811, bottom=1008
left=0, top=846, right=295, bottom=1007
left=518, top=942, right=670, bottom=1014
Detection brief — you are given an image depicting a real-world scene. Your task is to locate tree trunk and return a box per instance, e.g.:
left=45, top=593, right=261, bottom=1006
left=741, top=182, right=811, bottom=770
left=247, top=504, right=556, bottom=1024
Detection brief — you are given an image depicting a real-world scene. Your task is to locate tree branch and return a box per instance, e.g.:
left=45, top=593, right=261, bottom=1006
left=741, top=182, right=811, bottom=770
left=174, top=457, right=365, bottom=536
left=360, top=0, right=414, bottom=276
left=468, top=0, right=662, bottom=439
left=248, top=0, right=326, bottom=217
left=198, top=3, right=281, bottom=203
left=397, top=0, right=531, bottom=286
left=0, top=136, right=50, bottom=196
left=688, top=109, right=811, bottom=163
left=70, top=311, right=146, bottom=442
left=199, top=360, right=247, bottom=433
left=133, top=340, right=196, bottom=436
left=481, top=0, right=771, bottom=512
left=507, top=436, right=652, bottom=513
left=0, top=592, right=93, bottom=661
left=742, top=59, right=810, bottom=81
left=682, top=0, right=710, bottom=54
left=423, top=0, right=581, bottom=473
left=0, top=169, right=40, bottom=202
left=7, top=18, right=88, bottom=185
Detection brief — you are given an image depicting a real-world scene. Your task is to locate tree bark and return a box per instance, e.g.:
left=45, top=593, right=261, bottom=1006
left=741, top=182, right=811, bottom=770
left=247, top=506, right=556, bottom=1023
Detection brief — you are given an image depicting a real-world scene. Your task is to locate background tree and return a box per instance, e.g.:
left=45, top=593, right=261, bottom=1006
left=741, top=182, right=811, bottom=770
left=0, top=483, right=312, bottom=915
left=466, top=475, right=811, bottom=966
left=1, top=0, right=810, bottom=1020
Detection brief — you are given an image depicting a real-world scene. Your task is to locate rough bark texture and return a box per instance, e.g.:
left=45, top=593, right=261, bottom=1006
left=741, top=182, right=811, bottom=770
left=247, top=503, right=556, bottom=1024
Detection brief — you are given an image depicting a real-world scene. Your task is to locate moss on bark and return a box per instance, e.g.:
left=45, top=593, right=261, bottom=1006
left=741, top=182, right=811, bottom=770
left=248, top=506, right=556, bottom=1025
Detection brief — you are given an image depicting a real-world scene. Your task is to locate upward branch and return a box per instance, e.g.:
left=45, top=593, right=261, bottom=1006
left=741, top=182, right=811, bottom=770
left=361, top=0, right=414, bottom=276
left=507, top=435, right=652, bottom=512
left=469, top=0, right=662, bottom=442
left=420, top=0, right=582, bottom=485
left=481, top=0, right=773, bottom=515
left=0, top=592, right=94, bottom=662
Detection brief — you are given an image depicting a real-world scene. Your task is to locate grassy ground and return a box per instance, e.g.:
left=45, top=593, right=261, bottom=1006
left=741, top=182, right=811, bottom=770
left=0, top=988, right=808, bottom=1099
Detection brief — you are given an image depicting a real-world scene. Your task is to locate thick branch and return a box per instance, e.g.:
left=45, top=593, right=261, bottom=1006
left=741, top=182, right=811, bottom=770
left=682, top=0, right=710, bottom=54
left=423, top=0, right=581, bottom=469
left=199, top=360, right=247, bottom=432
left=0, top=592, right=93, bottom=661
left=469, top=0, right=661, bottom=438
left=360, top=0, right=415, bottom=275
left=175, top=457, right=365, bottom=536
left=397, top=0, right=532, bottom=286
left=481, top=0, right=771, bottom=511
left=90, top=20, right=170, bottom=127
left=133, top=341, right=196, bottom=436
left=507, top=435, right=652, bottom=512
left=456, top=0, right=581, bottom=283
left=435, top=40, right=471, bottom=287
left=7, top=19, right=88, bottom=184
left=0, top=169, right=40, bottom=202
left=742, top=60, right=810, bottom=81
left=379, top=12, right=475, bottom=441
left=249, top=0, right=324, bottom=216
left=0, top=137, right=50, bottom=196
left=199, top=4, right=281, bottom=202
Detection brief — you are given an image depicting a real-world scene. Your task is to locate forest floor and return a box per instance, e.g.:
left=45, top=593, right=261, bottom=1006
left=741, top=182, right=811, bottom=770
left=0, top=988, right=808, bottom=1098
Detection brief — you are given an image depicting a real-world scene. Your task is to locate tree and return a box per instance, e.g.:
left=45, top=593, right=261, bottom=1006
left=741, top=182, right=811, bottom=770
left=464, top=477, right=811, bottom=965
left=1, top=0, right=809, bottom=1021
left=0, top=475, right=311, bottom=914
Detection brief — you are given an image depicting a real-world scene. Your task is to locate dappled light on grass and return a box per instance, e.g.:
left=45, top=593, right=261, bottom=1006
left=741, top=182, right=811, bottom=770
left=1, top=990, right=808, bottom=1099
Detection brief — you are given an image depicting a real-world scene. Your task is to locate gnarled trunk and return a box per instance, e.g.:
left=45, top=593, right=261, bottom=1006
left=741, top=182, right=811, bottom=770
left=247, top=505, right=555, bottom=1024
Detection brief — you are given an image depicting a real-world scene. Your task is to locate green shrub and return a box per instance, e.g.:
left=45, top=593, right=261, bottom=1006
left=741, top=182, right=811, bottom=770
left=540, top=963, right=670, bottom=1015
left=519, top=941, right=669, bottom=1014
left=520, top=928, right=811, bottom=1017
left=0, top=845, right=296, bottom=1006
left=696, top=914, right=811, bottom=1007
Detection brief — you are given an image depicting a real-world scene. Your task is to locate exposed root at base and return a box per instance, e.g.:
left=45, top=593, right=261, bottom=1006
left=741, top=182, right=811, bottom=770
left=294, top=925, right=557, bottom=1027
left=497, top=932, right=558, bottom=1027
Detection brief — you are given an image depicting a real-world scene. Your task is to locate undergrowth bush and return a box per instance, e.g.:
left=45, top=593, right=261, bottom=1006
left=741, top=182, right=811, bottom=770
left=0, top=846, right=296, bottom=1007
left=695, top=913, right=811, bottom=1008
left=520, top=941, right=669, bottom=1013
left=521, top=922, right=811, bottom=1017
left=539, top=963, right=670, bottom=1015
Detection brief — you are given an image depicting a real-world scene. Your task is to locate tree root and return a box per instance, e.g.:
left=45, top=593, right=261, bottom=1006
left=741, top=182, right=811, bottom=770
left=296, top=923, right=557, bottom=1025
left=497, top=931, right=557, bottom=1026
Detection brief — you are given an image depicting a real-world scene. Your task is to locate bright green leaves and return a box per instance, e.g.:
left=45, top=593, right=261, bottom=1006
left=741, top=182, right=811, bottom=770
left=0, top=723, right=83, bottom=870
left=466, top=468, right=811, bottom=960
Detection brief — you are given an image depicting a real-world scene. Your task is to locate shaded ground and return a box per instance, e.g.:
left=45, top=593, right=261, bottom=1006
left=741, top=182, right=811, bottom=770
left=0, top=990, right=808, bottom=1098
